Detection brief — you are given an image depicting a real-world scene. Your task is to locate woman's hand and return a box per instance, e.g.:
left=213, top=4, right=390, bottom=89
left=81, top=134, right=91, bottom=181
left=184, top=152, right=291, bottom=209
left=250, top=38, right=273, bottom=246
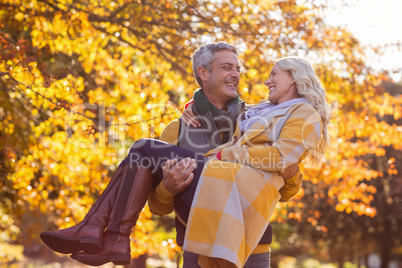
left=207, top=154, right=218, bottom=160
left=181, top=103, right=201, bottom=128
left=162, top=158, right=197, bottom=195
left=278, top=163, right=299, bottom=179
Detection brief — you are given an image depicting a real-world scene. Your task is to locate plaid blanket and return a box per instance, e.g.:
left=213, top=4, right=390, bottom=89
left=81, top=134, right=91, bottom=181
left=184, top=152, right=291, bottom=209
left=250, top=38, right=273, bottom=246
left=184, top=160, right=283, bottom=267
left=183, top=102, right=322, bottom=267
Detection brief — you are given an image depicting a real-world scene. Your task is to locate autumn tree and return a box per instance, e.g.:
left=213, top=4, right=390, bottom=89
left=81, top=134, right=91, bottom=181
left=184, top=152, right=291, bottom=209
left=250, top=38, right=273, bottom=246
left=1, top=0, right=401, bottom=266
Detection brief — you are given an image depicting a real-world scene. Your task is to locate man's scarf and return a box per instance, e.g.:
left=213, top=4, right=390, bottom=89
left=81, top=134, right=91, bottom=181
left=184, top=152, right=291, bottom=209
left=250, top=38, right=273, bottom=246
left=178, top=89, right=243, bottom=154
left=193, top=88, right=240, bottom=118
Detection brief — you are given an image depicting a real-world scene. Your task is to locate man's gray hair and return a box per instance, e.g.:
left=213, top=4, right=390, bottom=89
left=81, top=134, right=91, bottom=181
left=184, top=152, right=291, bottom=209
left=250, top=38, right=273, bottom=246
left=192, top=42, right=238, bottom=87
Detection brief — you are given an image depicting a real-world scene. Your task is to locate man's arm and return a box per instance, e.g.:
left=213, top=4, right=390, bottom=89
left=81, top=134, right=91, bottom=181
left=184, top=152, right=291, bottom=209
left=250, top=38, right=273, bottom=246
left=148, top=120, right=195, bottom=216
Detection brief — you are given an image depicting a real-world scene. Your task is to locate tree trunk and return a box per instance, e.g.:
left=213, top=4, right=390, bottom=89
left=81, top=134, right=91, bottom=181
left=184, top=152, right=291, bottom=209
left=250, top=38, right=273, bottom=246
left=363, top=252, right=370, bottom=268
left=126, top=254, right=147, bottom=268
left=380, top=243, right=391, bottom=268
left=337, top=255, right=344, bottom=268
left=380, top=219, right=392, bottom=268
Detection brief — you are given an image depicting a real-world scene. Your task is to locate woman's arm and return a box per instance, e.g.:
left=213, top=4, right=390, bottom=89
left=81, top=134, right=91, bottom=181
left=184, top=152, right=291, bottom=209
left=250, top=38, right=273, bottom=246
left=279, top=170, right=304, bottom=202
left=181, top=101, right=202, bottom=128
left=218, top=105, right=322, bottom=172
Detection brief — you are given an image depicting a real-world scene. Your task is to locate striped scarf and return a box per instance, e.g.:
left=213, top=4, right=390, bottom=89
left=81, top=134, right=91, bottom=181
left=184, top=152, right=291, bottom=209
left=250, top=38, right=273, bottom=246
left=240, top=98, right=310, bottom=133
left=189, top=88, right=242, bottom=145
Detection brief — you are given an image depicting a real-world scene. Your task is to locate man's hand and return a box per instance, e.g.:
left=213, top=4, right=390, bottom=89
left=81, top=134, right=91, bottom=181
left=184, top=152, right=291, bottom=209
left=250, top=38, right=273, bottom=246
left=181, top=103, right=202, bottom=128
left=162, top=157, right=197, bottom=195
left=279, top=163, right=299, bottom=179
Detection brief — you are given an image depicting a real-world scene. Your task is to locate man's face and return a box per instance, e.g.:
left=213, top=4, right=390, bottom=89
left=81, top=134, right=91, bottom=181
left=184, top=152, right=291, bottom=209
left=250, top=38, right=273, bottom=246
left=202, top=50, right=240, bottom=103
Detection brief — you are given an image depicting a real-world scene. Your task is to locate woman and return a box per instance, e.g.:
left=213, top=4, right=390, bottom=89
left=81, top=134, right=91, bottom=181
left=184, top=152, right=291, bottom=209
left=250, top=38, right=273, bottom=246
left=41, top=57, right=330, bottom=267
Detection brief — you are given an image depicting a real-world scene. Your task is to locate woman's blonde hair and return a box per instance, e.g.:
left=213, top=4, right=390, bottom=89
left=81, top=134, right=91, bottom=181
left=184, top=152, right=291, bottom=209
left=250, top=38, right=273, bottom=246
left=276, top=57, right=330, bottom=166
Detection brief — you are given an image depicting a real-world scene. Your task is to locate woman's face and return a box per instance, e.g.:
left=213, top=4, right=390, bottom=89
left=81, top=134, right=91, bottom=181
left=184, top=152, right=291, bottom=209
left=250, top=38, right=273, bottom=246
left=264, top=64, right=298, bottom=104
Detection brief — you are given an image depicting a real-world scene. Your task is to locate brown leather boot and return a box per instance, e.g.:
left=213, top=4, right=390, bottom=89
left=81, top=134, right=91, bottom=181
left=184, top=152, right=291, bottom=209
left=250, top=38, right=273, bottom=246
left=40, top=165, right=126, bottom=254
left=71, top=166, right=153, bottom=266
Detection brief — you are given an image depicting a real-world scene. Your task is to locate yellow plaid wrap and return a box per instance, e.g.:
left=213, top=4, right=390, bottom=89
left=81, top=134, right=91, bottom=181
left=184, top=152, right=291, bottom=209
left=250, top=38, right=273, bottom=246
left=183, top=102, right=322, bottom=267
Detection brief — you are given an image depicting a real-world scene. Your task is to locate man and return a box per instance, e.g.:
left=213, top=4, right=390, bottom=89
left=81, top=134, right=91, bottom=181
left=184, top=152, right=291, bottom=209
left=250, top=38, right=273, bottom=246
left=149, top=42, right=303, bottom=267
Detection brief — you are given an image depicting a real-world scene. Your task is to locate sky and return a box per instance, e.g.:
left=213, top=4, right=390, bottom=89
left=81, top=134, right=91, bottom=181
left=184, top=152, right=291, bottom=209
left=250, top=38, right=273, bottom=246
left=322, top=0, right=402, bottom=81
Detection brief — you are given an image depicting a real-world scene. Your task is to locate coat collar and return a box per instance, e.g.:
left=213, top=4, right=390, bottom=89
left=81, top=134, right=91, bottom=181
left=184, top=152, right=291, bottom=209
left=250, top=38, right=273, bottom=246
left=235, top=105, right=293, bottom=146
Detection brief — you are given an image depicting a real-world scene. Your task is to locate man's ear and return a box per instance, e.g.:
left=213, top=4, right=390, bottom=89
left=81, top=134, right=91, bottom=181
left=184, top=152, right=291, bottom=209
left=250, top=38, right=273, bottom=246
left=198, top=66, right=208, bottom=82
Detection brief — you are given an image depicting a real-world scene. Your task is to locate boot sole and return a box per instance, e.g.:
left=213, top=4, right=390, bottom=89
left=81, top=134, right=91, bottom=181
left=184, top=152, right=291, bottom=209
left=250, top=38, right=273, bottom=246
left=71, top=253, right=131, bottom=266
left=40, top=232, right=101, bottom=254
left=40, top=232, right=81, bottom=254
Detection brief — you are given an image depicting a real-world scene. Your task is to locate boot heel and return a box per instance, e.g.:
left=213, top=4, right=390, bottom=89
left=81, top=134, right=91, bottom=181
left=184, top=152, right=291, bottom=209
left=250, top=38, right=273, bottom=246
left=111, top=253, right=131, bottom=265
left=80, top=237, right=102, bottom=254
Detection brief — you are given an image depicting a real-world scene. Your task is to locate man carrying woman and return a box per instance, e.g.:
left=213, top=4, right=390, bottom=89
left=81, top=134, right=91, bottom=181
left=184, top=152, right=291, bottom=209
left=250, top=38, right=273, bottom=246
left=41, top=44, right=329, bottom=267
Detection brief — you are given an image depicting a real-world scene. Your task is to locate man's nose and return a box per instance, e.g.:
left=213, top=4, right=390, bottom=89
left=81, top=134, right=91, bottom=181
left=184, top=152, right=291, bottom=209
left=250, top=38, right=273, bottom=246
left=231, top=69, right=240, bottom=78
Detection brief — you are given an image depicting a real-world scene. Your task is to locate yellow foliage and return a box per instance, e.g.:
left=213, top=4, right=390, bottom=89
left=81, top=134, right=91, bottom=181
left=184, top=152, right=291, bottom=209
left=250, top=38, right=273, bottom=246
left=1, top=0, right=401, bottom=261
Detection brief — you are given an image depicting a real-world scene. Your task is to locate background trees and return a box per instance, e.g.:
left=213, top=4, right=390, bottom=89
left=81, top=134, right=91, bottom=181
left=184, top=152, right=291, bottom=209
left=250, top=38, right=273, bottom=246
left=1, top=0, right=401, bottom=266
